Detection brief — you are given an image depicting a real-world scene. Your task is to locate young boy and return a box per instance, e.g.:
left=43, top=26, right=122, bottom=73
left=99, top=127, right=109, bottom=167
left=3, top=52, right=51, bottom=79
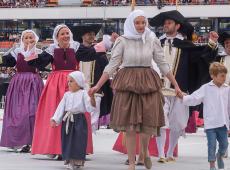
left=50, top=71, right=100, bottom=170
left=183, top=62, right=230, bottom=170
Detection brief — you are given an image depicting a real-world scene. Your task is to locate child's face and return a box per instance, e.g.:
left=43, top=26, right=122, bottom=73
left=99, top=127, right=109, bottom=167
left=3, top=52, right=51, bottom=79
left=211, top=73, right=226, bottom=87
left=67, top=76, right=81, bottom=92
left=23, top=32, right=36, bottom=49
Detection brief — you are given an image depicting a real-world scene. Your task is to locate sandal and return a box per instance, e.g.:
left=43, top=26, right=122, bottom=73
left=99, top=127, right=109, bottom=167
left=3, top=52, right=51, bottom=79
left=158, top=157, right=166, bottom=163
left=166, top=157, right=176, bottom=162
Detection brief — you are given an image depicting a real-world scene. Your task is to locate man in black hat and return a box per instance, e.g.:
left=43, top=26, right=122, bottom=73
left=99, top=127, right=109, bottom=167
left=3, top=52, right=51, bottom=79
left=71, top=24, right=118, bottom=131
left=215, top=32, right=230, bottom=84
left=149, top=10, right=219, bottom=163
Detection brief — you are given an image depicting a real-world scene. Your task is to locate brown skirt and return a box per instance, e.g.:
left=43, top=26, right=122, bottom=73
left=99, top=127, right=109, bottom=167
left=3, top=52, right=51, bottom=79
left=110, top=67, right=165, bottom=136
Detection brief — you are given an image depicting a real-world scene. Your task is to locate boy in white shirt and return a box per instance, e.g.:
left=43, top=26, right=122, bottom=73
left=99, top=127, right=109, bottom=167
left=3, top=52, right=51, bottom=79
left=183, top=62, right=230, bottom=170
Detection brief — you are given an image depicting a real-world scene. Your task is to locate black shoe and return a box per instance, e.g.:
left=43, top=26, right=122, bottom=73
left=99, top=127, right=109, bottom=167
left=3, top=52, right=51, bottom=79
left=57, top=155, right=62, bottom=160
left=125, top=159, right=129, bottom=165
left=125, top=156, right=136, bottom=165
left=20, top=145, right=31, bottom=153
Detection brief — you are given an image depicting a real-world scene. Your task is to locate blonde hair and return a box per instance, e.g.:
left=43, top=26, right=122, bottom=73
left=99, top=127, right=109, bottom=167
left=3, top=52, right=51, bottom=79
left=209, top=62, right=227, bottom=76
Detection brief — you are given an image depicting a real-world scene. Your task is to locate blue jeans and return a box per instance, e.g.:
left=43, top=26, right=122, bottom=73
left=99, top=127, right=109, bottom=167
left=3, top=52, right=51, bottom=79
left=205, top=126, right=228, bottom=162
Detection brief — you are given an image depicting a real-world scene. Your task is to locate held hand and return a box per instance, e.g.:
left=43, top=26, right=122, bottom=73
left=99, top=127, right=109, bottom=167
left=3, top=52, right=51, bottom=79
left=24, top=52, right=38, bottom=61
left=88, top=85, right=100, bottom=97
left=90, top=96, right=96, bottom=107
left=94, top=42, right=106, bottom=53
left=175, top=86, right=183, bottom=99
left=110, top=32, right=119, bottom=43
left=50, top=119, right=57, bottom=128
left=209, top=31, right=219, bottom=43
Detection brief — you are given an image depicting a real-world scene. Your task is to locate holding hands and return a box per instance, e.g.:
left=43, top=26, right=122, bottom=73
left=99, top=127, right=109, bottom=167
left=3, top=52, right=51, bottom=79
left=88, top=85, right=100, bottom=98
left=50, top=119, right=58, bottom=128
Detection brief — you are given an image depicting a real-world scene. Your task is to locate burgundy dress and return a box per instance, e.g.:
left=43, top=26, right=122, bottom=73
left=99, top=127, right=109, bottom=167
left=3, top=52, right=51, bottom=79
left=31, top=44, right=97, bottom=155
left=0, top=52, right=44, bottom=147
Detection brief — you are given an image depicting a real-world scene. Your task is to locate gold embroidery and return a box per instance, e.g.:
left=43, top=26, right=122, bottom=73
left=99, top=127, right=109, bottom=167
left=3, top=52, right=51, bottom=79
left=172, top=49, right=181, bottom=76
left=90, top=60, right=96, bottom=86
left=0, top=55, right=2, bottom=64
left=220, top=57, right=224, bottom=64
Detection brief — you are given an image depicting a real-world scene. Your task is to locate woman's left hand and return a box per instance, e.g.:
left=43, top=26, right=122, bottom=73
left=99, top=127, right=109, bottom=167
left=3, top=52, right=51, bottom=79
left=175, top=86, right=183, bottom=99
left=88, top=85, right=100, bottom=97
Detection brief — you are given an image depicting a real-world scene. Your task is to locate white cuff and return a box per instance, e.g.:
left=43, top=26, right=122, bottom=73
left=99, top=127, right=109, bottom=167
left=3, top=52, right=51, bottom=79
left=103, top=35, right=113, bottom=51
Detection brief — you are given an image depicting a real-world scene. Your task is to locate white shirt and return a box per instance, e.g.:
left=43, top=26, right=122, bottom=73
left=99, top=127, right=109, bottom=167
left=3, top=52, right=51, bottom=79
left=103, top=36, right=170, bottom=77
left=51, top=90, right=97, bottom=124
left=183, top=81, right=230, bottom=130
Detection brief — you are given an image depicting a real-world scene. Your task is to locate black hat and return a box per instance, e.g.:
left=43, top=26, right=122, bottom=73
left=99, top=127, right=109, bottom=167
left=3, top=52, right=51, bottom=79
left=149, top=10, right=193, bottom=37
left=149, top=10, right=186, bottom=26
left=70, top=24, right=102, bottom=42
left=103, top=25, right=116, bottom=35
left=219, top=32, right=230, bottom=47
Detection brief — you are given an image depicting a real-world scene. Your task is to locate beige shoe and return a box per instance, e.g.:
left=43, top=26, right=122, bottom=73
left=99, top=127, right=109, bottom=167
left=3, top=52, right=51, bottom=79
left=166, top=157, right=176, bottom=162
left=144, top=157, right=152, bottom=169
left=158, top=157, right=166, bottom=163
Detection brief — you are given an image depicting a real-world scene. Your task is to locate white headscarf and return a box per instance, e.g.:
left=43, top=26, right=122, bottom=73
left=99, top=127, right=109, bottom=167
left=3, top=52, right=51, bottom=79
left=123, top=9, right=151, bottom=44
left=20, top=30, right=39, bottom=58
left=52, top=24, right=74, bottom=46
left=69, top=71, right=86, bottom=89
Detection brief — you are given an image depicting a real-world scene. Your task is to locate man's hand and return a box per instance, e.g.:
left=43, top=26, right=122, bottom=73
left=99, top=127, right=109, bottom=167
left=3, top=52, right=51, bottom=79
left=110, top=32, right=119, bottom=43
left=90, top=96, right=96, bottom=107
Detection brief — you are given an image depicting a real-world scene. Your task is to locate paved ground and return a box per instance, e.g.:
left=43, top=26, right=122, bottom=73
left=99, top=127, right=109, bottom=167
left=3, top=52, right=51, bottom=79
left=0, top=111, right=230, bottom=170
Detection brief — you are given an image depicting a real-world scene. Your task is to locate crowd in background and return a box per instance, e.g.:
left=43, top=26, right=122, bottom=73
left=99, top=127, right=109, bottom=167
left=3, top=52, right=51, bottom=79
left=0, top=0, right=228, bottom=7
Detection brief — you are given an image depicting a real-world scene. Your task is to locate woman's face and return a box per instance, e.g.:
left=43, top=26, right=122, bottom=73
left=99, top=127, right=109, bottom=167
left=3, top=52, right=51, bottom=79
left=134, top=16, right=146, bottom=33
left=57, top=27, right=70, bottom=47
left=23, top=32, right=36, bottom=49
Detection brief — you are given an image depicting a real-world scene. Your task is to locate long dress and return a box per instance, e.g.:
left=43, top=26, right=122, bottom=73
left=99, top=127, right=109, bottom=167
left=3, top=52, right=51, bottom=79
left=112, top=132, right=178, bottom=157
left=0, top=51, right=44, bottom=147
left=104, top=34, right=170, bottom=134
left=30, top=43, right=98, bottom=155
